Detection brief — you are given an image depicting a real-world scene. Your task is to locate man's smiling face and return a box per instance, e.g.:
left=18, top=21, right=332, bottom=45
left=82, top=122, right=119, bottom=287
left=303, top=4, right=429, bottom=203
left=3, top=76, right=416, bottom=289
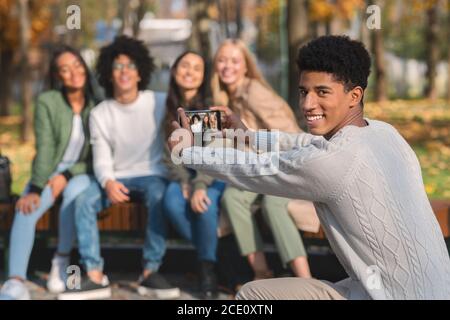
left=299, top=71, right=362, bottom=139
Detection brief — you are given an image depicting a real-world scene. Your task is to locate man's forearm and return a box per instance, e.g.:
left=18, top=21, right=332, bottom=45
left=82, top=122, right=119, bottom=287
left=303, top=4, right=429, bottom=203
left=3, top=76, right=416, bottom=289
left=181, top=146, right=316, bottom=201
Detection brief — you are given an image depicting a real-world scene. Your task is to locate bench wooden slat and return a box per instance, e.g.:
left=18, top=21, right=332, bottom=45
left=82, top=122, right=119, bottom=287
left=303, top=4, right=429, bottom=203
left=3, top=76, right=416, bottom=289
left=432, top=200, right=450, bottom=238
left=1, top=201, right=449, bottom=238
left=302, top=228, right=327, bottom=240
left=0, top=203, right=14, bottom=230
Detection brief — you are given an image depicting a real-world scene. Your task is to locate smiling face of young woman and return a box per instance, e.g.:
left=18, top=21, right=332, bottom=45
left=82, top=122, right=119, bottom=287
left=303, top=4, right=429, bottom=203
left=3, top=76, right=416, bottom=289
left=209, top=113, right=217, bottom=128
left=56, top=52, right=86, bottom=91
left=215, top=43, right=248, bottom=93
left=174, top=53, right=205, bottom=92
left=299, top=71, right=364, bottom=139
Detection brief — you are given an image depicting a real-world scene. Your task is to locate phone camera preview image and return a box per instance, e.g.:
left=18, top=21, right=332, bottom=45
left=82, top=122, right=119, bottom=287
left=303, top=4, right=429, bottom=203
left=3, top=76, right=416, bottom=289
left=179, top=110, right=222, bottom=132
left=179, top=110, right=222, bottom=146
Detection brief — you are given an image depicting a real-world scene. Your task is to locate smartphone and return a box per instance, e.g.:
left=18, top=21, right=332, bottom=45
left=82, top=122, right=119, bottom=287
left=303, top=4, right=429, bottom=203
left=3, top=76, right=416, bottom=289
left=179, top=110, right=222, bottom=133
left=179, top=110, right=223, bottom=146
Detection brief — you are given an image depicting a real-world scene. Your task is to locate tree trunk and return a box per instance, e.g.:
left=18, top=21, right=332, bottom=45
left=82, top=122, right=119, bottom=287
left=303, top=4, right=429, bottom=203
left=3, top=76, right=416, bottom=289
left=371, top=31, right=388, bottom=102
left=133, top=0, right=146, bottom=37
left=447, top=0, right=450, bottom=101
left=279, top=0, right=289, bottom=101
left=18, top=0, right=33, bottom=142
left=118, top=0, right=130, bottom=35
left=216, top=0, right=231, bottom=38
left=287, top=0, right=309, bottom=128
left=369, top=0, right=387, bottom=102
left=359, top=1, right=371, bottom=54
left=118, top=0, right=133, bottom=37
left=255, top=0, right=267, bottom=58
left=0, top=50, right=14, bottom=116
left=64, top=0, right=80, bottom=46
left=425, top=1, right=439, bottom=100
left=188, top=0, right=212, bottom=60
left=235, top=0, right=243, bottom=38
left=119, top=0, right=145, bottom=37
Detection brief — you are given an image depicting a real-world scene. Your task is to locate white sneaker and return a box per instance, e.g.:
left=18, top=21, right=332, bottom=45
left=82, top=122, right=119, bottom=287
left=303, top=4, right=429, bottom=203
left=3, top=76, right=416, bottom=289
left=46, top=255, right=70, bottom=294
left=0, top=279, right=31, bottom=300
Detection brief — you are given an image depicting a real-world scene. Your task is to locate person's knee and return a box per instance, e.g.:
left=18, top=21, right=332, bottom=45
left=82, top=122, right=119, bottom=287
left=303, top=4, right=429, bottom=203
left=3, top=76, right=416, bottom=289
left=238, top=278, right=313, bottom=300
left=196, top=209, right=218, bottom=226
left=62, top=175, right=92, bottom=199
left=14, top=209, right=39, bottom=226
left=144, top=183, right=166, bottom=205
left=163, top=195, right=182, bottom=220
left=221, top=188, right=244, bottom=209
left=261, top=196, right=288, bottom=214
left=236, top=281, right=267, bottom=300
left=163, top=184, right=182, bottom=210
left=74, top=185, right=101, bottom=217
left=203, top=193, right=221, bottom=217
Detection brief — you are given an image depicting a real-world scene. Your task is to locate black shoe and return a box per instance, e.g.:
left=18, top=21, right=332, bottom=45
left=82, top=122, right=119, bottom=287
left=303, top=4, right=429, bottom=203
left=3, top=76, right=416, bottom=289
left=57, top=276, right=112, bottom=300
left=137, top=272, right=180, bottom=299
left=199, top=261, right=218, bottom=300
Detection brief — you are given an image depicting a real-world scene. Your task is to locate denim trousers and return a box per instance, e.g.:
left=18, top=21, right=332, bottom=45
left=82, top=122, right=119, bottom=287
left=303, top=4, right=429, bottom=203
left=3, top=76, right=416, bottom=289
left=74, top=175, right=168, bottom=272
left=8, top=174, right=92, bottom=279
left=163, top=181, right=225, bottom=262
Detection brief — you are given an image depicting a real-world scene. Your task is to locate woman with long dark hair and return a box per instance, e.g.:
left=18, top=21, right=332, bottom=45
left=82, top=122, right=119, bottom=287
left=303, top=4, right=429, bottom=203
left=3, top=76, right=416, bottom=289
left=0, top=46, right=96, bottom=300
left=163, top=51, right=225, bottom=299
left=165, top=52, right=208, bottom=127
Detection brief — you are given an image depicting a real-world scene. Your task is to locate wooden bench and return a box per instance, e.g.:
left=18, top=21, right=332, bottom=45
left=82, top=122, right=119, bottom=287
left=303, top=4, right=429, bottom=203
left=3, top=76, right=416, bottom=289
left=431, top=200, right=450, bottom=238
left=1, top=199, right=449, bottom=266
left=1, top=199, right=449, bottom=241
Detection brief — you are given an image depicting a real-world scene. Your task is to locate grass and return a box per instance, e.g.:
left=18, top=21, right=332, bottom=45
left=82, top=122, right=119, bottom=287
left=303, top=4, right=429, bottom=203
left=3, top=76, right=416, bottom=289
left=1, top=99, right=449, bottom=199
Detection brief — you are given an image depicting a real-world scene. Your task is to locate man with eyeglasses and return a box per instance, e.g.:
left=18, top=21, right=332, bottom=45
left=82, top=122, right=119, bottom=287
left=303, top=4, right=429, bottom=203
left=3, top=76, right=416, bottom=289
left=58, top=36, right=180, bottom=300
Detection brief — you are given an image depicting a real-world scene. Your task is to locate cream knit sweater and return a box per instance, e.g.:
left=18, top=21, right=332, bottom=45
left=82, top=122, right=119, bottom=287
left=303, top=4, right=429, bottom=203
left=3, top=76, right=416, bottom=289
left=182, top=119, right=450, bottom=299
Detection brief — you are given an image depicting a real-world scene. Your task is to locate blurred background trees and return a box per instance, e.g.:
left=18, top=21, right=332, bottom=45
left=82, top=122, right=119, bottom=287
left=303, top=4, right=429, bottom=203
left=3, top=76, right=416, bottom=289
left=1, top=0, right=449, bottom=112
left=0, top=0, right=54, bottom=140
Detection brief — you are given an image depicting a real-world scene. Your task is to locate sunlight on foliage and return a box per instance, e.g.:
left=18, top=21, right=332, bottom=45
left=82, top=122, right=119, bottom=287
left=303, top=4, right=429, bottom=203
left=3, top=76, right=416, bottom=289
left=366, top=99, right=450, bottom=199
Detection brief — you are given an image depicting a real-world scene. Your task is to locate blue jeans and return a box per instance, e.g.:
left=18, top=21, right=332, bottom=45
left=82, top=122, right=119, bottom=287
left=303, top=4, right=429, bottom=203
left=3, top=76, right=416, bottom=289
left=74, top=175, right=168, bottom=272
left=163, top=181, right=225, bottom=262
left=8, top=174, right=92, bottom=279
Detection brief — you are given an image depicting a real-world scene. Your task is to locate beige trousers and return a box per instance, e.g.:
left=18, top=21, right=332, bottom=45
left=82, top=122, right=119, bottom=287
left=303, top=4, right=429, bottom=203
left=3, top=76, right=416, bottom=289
left=236, top=278, right=346, bottom=300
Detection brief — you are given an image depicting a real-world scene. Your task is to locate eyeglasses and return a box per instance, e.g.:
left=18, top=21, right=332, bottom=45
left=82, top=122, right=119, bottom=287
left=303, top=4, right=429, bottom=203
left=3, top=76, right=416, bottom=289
left=112, top=62, right=137, bottom=71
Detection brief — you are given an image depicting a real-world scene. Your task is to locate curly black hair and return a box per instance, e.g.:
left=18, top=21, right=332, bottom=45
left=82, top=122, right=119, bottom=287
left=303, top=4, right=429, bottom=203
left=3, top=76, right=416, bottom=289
left=297, top=35, right=371, bottom=92
left=96, top=35, right=155, bottom=98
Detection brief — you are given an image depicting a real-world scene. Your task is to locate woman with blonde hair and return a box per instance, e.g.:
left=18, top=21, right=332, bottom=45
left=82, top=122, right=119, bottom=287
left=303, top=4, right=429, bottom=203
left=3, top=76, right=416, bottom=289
left=211, top=39, right=312, bottom=285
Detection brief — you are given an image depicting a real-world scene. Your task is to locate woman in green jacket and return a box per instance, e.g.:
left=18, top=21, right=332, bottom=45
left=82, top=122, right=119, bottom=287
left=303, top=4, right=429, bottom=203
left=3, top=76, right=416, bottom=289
left=0, top=46, right=96, bottom=300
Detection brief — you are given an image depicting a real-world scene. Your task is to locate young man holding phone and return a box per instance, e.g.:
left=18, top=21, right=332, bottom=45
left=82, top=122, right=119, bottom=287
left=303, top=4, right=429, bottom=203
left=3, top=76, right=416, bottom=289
left=169, top=36, right=450, bottom=300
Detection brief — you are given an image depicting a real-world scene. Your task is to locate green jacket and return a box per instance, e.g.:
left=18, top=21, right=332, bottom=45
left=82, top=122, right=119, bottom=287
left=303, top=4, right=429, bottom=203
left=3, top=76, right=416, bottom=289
left=29, top=90, right=95, bottom=194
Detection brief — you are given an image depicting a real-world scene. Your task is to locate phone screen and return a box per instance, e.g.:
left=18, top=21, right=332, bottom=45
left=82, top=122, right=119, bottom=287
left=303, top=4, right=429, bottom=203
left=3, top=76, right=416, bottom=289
left=179, top=110, right=222, bottom=132
left=179, top=110, right=223, bottom=146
